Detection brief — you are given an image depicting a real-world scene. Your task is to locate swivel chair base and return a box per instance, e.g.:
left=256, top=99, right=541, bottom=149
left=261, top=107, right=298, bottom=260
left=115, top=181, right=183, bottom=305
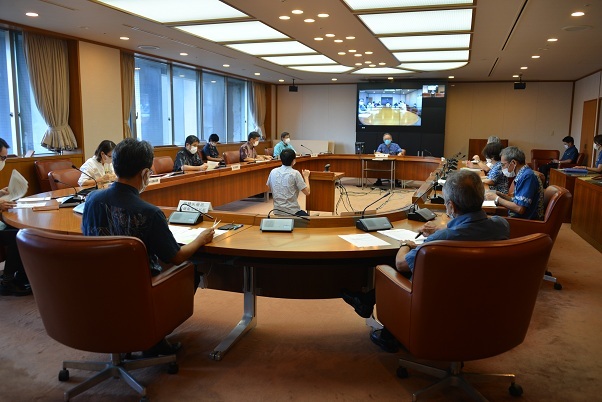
left=397, top=360, right=523, bottom=402
left=60, top=352, right=178, bottom=401
left=544, top=270, right=562, bottom=290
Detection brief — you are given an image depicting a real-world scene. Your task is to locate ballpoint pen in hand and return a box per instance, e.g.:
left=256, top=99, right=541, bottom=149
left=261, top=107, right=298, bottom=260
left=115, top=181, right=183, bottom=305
left=415, top=231, right=424, bottom=239
left=211, top=219, right=221, bottom=229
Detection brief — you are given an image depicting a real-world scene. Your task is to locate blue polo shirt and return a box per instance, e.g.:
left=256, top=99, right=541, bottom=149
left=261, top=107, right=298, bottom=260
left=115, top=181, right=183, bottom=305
left=376, top=142, right=403, bottom=155
left=561, top=145, right=578, bottom=163
left=274, top=141, right=297, bottom=158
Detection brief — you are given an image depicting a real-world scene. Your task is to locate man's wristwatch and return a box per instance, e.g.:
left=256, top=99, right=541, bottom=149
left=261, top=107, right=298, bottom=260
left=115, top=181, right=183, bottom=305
left=494, top=196, right=500, bottom=206
left=400, top=242, right=409, bottom=249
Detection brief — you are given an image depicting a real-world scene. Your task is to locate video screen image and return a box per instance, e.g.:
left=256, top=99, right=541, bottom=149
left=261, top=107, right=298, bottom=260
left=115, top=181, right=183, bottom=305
left=358, top=88, right=423, bottom=126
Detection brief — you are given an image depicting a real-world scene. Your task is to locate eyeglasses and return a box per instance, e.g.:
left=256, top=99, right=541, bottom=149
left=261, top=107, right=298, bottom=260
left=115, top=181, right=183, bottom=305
left=500, top=160, right=512, bottom=168
left=0, top=155, right=7, bottom=161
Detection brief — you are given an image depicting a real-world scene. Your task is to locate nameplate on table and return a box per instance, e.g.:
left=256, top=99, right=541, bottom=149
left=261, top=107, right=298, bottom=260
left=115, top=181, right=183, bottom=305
left=231, top=164, right=241, bottom=171
left=148, top=177, right=161, bottom=185
left=310, top=153, right=319, bottom=158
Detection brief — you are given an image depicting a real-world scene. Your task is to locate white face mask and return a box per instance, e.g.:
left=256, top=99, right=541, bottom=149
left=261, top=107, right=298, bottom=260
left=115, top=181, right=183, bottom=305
left=139, top=169, right=150, bottom=194
left=595, top=144, right=600, bottom=151
left=485, top=158, right=493, bottom=168
left=502, top=161, right=516, bottom=178
left=0, top=160, right=5, bottom=171
left=564, top=144, right=569, bottom=149
left=189, top=146, right=198, bottom=154
left=284, top=138, right=290, bottom=144
left=253, top=140, right=259, bottom=147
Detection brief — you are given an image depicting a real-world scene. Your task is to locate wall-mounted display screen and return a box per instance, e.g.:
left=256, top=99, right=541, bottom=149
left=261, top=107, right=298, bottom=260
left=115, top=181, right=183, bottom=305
left=358, top=88, right=423, bottom=126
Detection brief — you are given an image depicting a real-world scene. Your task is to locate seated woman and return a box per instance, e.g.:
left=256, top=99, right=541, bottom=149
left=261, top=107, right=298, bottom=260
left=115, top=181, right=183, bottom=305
left=575, top=134, right=602, bottom=174
left=480, top=141, right=509, bottom=194
left=202, top=133, right=223, bottom=163
left=78, top=139, right=116, bottom=187
left=174, top=135, right=207, bottom=172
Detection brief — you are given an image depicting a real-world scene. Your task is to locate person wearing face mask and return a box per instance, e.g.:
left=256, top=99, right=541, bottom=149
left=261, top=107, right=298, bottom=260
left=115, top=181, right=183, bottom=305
left=273, top=132, right=297, bottom=159
left=485, top=146, right=544, bottom=220
left=470, top=135, right=501, bottom=173
left=82, top=138, right=214, bottom=356
left=480, top=141, right=509, bottom=194
left=174, top=135, right=207, bottom=172
left=240, top=131, right=272, bottom=163
left=538, top=136, right=579, bottom=185
left=78, top=140, right=116, bottom=187
left=342, top=170, right=509, bottom=352
left=374, top=133, right=405, bottom=187
left=202, top=133, right=223, bottom=163
left=0, top=138, right=32, bottom=296
left=575, top=135, right=602, bottom=173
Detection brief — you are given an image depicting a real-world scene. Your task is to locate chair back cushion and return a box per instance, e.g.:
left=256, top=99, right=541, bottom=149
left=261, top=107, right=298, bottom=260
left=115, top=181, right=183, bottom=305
left=223, top=150, right=241, bottom=165
left=48, top=168, right=82, bottom=190
left=151, top=156, right=174, bottom=174
left=16, top=228, right=193, bottom=353
left=265, top=148, right=274, bottom=157
left=376, top=234, right=552, bottom=362
left=34, top=159, right=73, bottom=192
left=531, top=149, right=560, bottom=171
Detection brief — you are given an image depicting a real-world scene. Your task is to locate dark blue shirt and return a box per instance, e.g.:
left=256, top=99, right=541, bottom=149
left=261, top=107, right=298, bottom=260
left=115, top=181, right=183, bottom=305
left=376, top=142, right=403, bottom=155
left=405, top=210, right=510, bottom=273
left=174, top=148, right=203, bottom=172
left=561, top=145, right=578, bottom=163
left=202, top=143, right=219, bottom=159
left=487, top=161, right=509, bottom=194
left=511, top=165, right=544, bottom=220
left=596, top=151, right=602, bottom=168
left=81, top=182, right=180, bottom=275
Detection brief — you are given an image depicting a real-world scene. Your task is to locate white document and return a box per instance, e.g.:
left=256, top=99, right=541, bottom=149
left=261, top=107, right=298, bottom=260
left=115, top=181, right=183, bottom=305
left=206, top=161, right=219, bottom=170
left=13, top=202, right=47, bottom=208
left=378, top=229, right=427, bottom=244
left=0, top=169, right=28, bottom=201
left=461, top=167, right=482, bottom=172
left=17, top=197, right=50, bottom=202
left=168, top=225, right=227, bottom=244
left=339, top=233, right=391, bottom=248
left=482, top=200, right=496, bottom=207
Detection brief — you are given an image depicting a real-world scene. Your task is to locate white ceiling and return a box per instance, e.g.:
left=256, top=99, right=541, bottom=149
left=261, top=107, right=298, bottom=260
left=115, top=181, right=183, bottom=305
left=1, top=0, right=601, bottom=85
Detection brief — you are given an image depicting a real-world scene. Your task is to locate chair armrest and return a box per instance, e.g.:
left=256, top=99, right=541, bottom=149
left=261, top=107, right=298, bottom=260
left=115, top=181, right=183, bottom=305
left=376, top=265, right=412, bottom=293
left=375, top=265, right=413, bottom=346
left=152, top=261, right=194, bottom=286
left=505, top=217, right=545, bottom=239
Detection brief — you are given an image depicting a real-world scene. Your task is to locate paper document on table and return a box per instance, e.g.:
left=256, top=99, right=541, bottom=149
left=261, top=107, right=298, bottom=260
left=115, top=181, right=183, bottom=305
left=168, top=225, right=227, bottom=244
left=13, top=202, right=46, bottom=208
left=482, top=200, right=496, bottom=207
left=339, top=233, right=390, bottom=248
left=378, top=229, right=427, bottom=244
left=0, top=169, right=28, bottom=201
left=460, top=167, right=482, bottom=172
left=18, top=197, right=51, bottom=202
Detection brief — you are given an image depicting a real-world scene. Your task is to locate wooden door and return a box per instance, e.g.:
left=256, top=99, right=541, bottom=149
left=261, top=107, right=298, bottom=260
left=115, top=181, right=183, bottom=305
left=580, top=99, right=598, bottom=165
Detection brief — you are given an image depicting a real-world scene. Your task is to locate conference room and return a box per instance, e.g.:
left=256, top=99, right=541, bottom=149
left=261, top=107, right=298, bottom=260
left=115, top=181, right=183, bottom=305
left=1, top=1, right=601, bottom=401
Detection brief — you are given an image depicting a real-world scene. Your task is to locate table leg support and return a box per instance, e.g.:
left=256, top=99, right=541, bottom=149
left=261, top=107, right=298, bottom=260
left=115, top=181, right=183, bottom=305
left=210, top=266, right=257, bottom=361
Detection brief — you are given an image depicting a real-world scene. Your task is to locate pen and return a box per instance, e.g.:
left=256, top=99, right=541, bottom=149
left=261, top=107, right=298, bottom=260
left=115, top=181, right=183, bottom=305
left=212, top=219, right=221, bottom=229
left=415, top=231, right=423, bottom=239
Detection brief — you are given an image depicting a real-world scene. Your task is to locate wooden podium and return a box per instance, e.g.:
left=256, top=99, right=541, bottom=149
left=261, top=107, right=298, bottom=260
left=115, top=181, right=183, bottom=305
left=305, top=171, right=344, bottom=214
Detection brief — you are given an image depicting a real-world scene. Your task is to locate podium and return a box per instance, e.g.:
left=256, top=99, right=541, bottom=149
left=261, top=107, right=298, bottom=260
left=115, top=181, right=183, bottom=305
left=306, top=171, right=344, bottom=214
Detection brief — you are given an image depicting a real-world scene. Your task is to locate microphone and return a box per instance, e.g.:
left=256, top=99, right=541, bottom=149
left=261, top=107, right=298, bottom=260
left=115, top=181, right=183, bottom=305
left=53, top=179, right=83, bottom=207
left=355, top=191, right=393, bottom=232
left=361, top=191, right=391, bottom=219
left=300, top=144, right=313, bottom=155
left=406, top=182, right=437, bottom=222
left=267, top=208, right=310, bottom=221
left=324, top=163, right=330, bottom=172
left=72, top=164, right=98, bottom=196
left=180, top=203, right=214, bottom=220
left=423, top=149, right=433, bottom=156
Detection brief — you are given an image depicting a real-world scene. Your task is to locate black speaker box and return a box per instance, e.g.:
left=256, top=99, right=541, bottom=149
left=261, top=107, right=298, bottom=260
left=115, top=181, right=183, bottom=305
left=289, top=85, right=298, bottom=92
left=514, top=82, right=526, bottom=90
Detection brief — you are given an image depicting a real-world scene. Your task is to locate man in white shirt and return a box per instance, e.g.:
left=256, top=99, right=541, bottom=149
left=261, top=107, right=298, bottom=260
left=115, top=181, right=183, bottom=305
left=266, top=148, right=310, bottom=216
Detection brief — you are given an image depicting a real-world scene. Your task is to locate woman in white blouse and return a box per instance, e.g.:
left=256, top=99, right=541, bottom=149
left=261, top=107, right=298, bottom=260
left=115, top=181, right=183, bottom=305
left=78, top=140, right=117, bottom=187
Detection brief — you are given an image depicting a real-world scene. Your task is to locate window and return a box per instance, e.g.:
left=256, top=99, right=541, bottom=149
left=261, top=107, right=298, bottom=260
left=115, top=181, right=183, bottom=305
left=0, top=29, right=48, bottom=155
left=226, top=78, right=248, bottom=143
left=172, top=66, right=200, bottom=145
left=202, top=72, right=226, bottom=141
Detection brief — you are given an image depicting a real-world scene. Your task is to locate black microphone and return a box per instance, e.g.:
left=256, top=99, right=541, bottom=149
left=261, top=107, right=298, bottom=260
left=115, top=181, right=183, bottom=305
left=180, top=203, right=214, bottom=220
left=361, top=191, right=391, bottom=219
left=267, top=208, right=310, bottom=221
left=355, top=192, right=393, bottom=232
left=324, top=164, right=330, bottom=172
left=423, top=149, right=433, bottom=156
left=406, top=182, right=437, bottom=222
left=72, top=164, right=98, bottom=196
left=300, top=144, right=313, bottom=155
left=53, top=179, right=83, bottom=206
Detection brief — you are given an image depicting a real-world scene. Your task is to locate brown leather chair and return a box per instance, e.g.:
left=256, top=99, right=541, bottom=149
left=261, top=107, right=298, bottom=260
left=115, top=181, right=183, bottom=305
left=48, top=168, right=82, bottom=191
left=223, top=150, right=241, bottom=165
left=34, top=159, right=73, bottom=192
left=530, top=149, right=560, bottom=171
left=264, top=147, right=274, bottom=157
left=151, top=156, right=174, bottom=174
left=558, top=152, right=586, bottom=168
left=505, top=185, right=572, bottom=290
left=375, top=233, right=553, bottom=401
left=16, top=228, right=195, bottom=401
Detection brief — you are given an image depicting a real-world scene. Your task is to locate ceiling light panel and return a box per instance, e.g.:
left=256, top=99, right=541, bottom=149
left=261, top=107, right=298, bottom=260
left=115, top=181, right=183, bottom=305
left=289, top=65, right=355, bottom=73
left=352, top=67, right=413, bottom=74
left=393, top=50, right=469, bottom=62
left=262, top=55, right=336, bottom=66
left=226, top=41, right=316, bottom=56
left=399, top=61, right=468, bottom=71
left=98, top=0, right=247, bottom=23
left=343, top=0, right=474, bottom=10
left=380, top=34, right=470, bottom=50
left=175, top=21, right=288, bottom=42
left=359, top=9, right=473, bottom=35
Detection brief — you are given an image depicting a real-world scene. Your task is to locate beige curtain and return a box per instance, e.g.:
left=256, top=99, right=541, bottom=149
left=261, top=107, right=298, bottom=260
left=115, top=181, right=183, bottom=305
left=249, top=82, right=266, bottom=139
left=23, top=32, right=77, bottom=152
left=120, top=52, right=135, bottom=138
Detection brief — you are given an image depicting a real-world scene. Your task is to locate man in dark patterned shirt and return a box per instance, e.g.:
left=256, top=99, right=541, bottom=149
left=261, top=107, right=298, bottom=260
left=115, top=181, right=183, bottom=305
left=240, top=131, right=272, bottom=162
left=173, top=135, right=207, bottom=172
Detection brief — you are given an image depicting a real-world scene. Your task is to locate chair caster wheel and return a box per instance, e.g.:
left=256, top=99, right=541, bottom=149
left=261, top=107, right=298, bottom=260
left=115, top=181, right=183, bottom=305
left=545, top=270, right=552, bottom=276
left=509, top=383, right=523, bottom=397
left=58, top=369, right=69, bottom=382
left=396, top=367, right=409, bottom=378
left=167, top=362, right=179, bottom=374
left=554, top=283, right=562, bottom=290
left=140, top=396, right=150, bottom=402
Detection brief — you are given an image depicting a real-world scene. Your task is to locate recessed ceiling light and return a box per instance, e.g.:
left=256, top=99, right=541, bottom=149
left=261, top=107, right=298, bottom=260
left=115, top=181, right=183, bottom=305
left=180, top=52, right=188, bottom=56
left=279, top=15, right=290, bottom=20
left=388, top=77, right=394, bottom=80
left=354, top=54, right=362, bottom=57
left=355, top=63, right=362, bottom=66
left=334, top=39, right=343, bottom=43
left=513, top=75, right=519, bottom=78
left=365, top=51, right=373, bottom=55
left=135, top=67, right=141, bottom=70
left=325, top=33, right=335, bottom=38
left=279, top=79, right=284, bottom=82
left=531, top=55, right=540, bottom=59
left=520, top=66, right=528, bottom=70
left=571, top=11, right=585, bottom=17
left=254, top=72, right=261, bottom=75
left=317, top=13, right=329, bottom=18
left=338, top=52, right=346, bottom=55
left=223, top=64, right=230, bottom=67
left=211, top=80, right=216, bottom=83
left=364, top=61, right=371, bottom=64
left=349, top=49, right=356, bottom=53
left=378, top=62, right=386, bottom=65
left=448, top=75, right=455, bottom=79
left=292, top=9, right=303, bottom=14
left=304, top=19, right=315, bottom=23
left=346, top=36, right=355, bottom=40
left=25, top=12, right=39, bottom=17
left=120, top=36, right=130, bottom=40
left=314, top=37, right=324, bottom=41
left=331, top=78, right=338, bottom=81
left=369, top=64, right=376, bottom=67
left=547, top=38, right=558, bottom=42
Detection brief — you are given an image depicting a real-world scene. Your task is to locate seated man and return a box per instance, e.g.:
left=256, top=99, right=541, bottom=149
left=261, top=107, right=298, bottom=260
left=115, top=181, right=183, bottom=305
left=240, top=131, right=272, bottom=163
left=202, top=133, right=224, bottom=163
left=485, top=146, right=544, bottom=220
left=539, top=135, right=579, bottom=184
left=266, top=148, right=310, bottom=216
left=82, top=138, right=214, bottom=356
left=174, top=135, right=207, bottom=172
left=575, top=134, right=602, bottom=173
left=374, top=133, right=405, bottom=187
left=342, top=170, right=510, bottom=352
left=273, top=131, right=297, bottom=159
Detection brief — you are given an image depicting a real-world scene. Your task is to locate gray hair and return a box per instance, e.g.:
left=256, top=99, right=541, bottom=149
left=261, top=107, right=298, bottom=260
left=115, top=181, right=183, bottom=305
left=442, top=170, right=485, bottom=214
left=487, top=135, right=501, bottom=144
left=500, top=146, right=526, bottom=165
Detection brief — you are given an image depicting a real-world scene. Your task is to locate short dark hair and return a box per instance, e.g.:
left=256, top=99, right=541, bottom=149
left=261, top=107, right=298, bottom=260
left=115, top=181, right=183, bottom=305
left=280, top=132, right=290, bottom=140
left=208, top=133, right=219, bottom=142
left=442, top=170, right=485, bottom=214
left=280, top=148, right=296, bottom=166
left=185, top=135, right=199, bottom=145
left=0, top=138, right=10, bottom=152
left=562, top=136, right=574, bottom=144
left=93, top=140, right=116, bottom=162
left=248, top=131, right=261, bottom=141
left=482, top=141, right=503, bottom=161
left=113, top=138, right=154, bottom=179
left=594, top=135, right=602, bottom=146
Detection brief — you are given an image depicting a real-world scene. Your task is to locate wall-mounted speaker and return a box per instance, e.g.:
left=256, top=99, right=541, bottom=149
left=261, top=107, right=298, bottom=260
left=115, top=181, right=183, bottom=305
left=289, top=85, right=298, bottom=92
left=514, top=82, right=526, bottom=90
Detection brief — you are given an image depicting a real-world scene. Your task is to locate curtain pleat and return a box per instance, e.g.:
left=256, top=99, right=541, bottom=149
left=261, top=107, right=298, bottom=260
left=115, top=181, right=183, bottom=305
left=23, top=32, right=77, bottom=152
left=249, top=83, right=266, bottom=139
left=120, top=52, right=135, bottom=138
